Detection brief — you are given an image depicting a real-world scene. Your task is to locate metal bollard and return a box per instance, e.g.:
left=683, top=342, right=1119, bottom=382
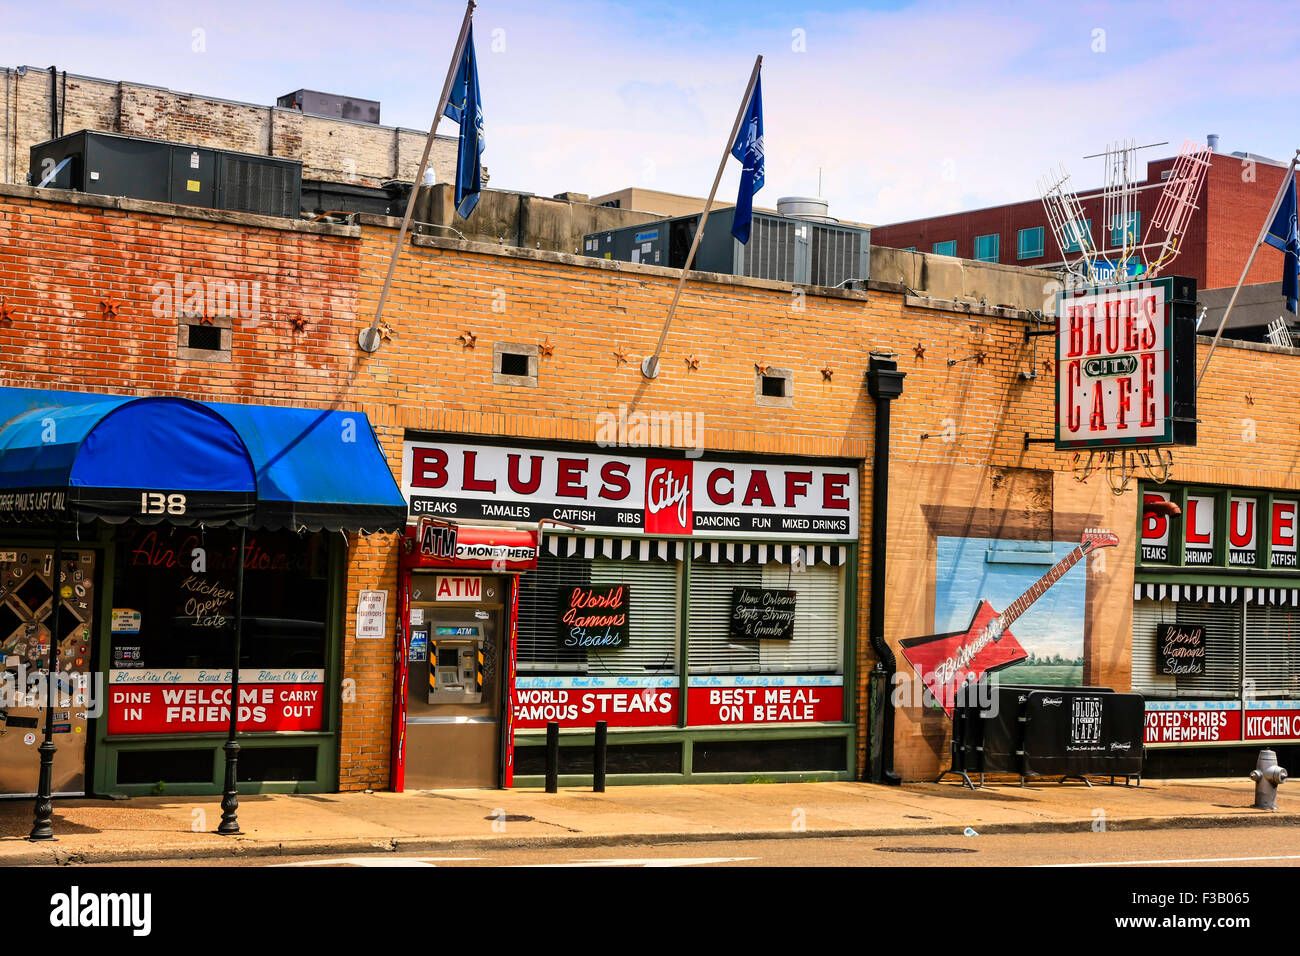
left=593, top=721, right=607, bottom=793
left=1249, top=749, right=1287, bottom=810
left=545, top=721, right=559, bottom=794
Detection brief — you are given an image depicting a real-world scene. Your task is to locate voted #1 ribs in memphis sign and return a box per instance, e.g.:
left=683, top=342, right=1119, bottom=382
left=1056, top=280, right=1174, bottom=449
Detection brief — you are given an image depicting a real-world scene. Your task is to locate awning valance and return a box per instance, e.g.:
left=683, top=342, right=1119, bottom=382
left=0, top=387, right=406, bottom=533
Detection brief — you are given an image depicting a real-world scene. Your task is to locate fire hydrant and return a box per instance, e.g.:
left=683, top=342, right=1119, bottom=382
left=1249, top=749, right=1287, bottom=810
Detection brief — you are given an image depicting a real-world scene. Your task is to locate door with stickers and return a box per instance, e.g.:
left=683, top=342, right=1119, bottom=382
left=0, top=549, right=96, bottom=797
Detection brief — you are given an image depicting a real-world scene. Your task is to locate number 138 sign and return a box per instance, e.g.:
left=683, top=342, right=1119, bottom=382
left=140, top=492, right=187, bottom=515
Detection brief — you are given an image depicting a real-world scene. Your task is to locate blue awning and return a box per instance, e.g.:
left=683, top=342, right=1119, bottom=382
left=0, top=387, right=407, bottom=532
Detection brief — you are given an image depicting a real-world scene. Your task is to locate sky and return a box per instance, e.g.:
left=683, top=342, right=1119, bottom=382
left=5, top=0, right=1300, bottom=225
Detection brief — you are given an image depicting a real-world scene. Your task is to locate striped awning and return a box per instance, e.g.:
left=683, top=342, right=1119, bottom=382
left=544, top=536, right=684, bottom=562
left=691, top=542, right=847, bottom=566
left=541, top=536, right=849, bottom=566
left=1135, top=583, right=1300, bottom=606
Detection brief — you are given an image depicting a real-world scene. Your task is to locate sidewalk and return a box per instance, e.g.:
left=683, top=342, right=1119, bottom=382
left=1, top=777, right=1294, bottom=865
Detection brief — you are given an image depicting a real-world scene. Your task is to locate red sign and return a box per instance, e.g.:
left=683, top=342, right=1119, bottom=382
left=107, top=680, right=324, bottom=734
left=513, top=685, right=677, bottom=728
left=1244, top=710, right=1300, bottom=741
left=1144, top=707, right=1240, bottom=744
left=644, top=458, right=692, bottom=535
left=401, top=521, right=538, bottom=571
left=687, top=685, right=842, bottom=725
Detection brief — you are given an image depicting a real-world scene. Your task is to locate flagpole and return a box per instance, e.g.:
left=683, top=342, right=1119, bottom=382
left=641, top=55, right=762, bottom=379
left=361, top=0, right=476, bottom=353
left=1197, top=148, right=1300, bottom=386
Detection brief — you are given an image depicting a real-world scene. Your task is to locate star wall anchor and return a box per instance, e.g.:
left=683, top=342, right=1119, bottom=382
left=685, top=354, right=700, bottom=371
left=538, top=337, right=555, bottom=357
left=291, top=315, right=309, bottom=334
left=378, top=322, right=395, bottom=343
left=912, top=342, right=926, bottom=360
left=0, top=297, right=16, bottom=325
left=821, top=366, right=834, bottom=382
left=458, top=329, right=477, bottom=349
left=755, top=360, right=771, bottom=375
left=613, top=346, right=631, bottom=367
left=98, top=298, right=121, bottom=319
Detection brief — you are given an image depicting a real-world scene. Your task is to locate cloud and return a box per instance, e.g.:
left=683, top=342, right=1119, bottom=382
left=4, top=0, right=1299, bottom=224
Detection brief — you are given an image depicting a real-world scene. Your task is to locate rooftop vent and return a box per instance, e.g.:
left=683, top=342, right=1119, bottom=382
left=777, top=196, right=834, bottom=222
left=277, top=89, right=381, bottom=125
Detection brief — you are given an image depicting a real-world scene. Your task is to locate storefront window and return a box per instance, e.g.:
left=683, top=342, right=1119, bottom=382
left=516, top=551, right=680, bottom=674
left=1132, top=599, right=1242, bottom=700
left=687, top=561, right=843, bottom=674
left=112, top=527, right=329, bottom=672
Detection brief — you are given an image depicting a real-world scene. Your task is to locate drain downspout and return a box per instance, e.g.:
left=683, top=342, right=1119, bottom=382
left=48, top=65, right=57, bottom=139
left=867, top=351, right=905, bottom=785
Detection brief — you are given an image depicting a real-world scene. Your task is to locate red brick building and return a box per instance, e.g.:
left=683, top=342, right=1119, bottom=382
left=871, top=147, right=1300, bottom=294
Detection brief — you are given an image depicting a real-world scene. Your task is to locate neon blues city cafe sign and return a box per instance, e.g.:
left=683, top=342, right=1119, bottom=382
left=399, top=435, right=859, bottom=538
left=1055, top=277, right=1196, bottom=450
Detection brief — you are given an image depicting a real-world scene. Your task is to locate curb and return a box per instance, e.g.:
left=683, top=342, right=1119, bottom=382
left=2, top=810, right=1297, bottom=866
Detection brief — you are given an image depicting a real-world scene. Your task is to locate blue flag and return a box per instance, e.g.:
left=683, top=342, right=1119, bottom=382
left=730, top=73, right=764, bottom=244
left=444, top=25, right=484, bottom=219
left=1263, top=175, right=1300, bottom=314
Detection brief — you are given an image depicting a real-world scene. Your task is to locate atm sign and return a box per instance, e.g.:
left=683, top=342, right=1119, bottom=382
left=435, top=576, right=482, bottom=601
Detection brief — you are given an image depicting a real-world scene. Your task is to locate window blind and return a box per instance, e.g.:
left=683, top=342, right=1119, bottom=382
left=517, top=552, right=679, bottom=675
left=687, top=562, right=844, bottom=674
left=1245, top=605, right=1300, bottom=699
left=1132, top=598, right=1242, bottom=699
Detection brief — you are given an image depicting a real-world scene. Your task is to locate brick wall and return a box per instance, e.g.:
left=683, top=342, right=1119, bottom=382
left=0, top=67, right=457, bottom=188
left=3, top=182, right=1300, bottom=785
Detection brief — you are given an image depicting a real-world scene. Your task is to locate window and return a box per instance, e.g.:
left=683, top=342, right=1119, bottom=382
left=755, top=366, right=793, bottom=408
left=932, top=240, right=957, bottom=257
left=112, top=527, right=330, bottom=672
left=973, top=233, right=1000, bottom=262
left=1018, top=226, right=1044, bottom=259
left=1111, top=211, right=1140, bottom=248
left=902, top=246, right=917, bottom=252
left=1245, top=605, right=1300, bottom=699
left=176, top=314, right=232, bottom=363
left=517, top=551, right=680, bottom=675
left=687, top=561, right=844, bottom=674
left=1061, top=219, right=1092, bottom=254
left=492, top=341, right=538, bottom=387
left=1132, top=599, right=1242, bottom=700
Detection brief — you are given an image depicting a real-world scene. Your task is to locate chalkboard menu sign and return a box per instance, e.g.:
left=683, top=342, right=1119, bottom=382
left=730, top=587, right=797, bottom=641
left=556, top=584, right=630, bottom=648
left=1157, top=622, right=1205, bottom=676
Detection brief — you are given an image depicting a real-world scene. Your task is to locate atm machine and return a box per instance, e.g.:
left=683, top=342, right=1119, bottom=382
left=0, top=549, right=96, bottom=797
left=403, top=575, right=505, bottom=789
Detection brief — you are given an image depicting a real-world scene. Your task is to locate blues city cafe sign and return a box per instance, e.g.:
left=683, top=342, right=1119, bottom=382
left=400, top=435, right=858, bottom=538
left=1055, top=277, right=1197, bottom=450
left=1141, top=488, right=1298, bottom=568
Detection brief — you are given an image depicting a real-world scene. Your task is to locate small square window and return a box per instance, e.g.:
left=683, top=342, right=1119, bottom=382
left=1018, top=226, right=1044, bottom=259
left=973, top=233, right=1000, bottom=262
left=1110, top=211, right=1140, bottom=248
left=493, top=341, right=539, bottom=387
left=176, top=313, right=232, bottom=363
left=755, top=366, right=793, bottom=408
left=1062, top=219, right=1092, bottom=254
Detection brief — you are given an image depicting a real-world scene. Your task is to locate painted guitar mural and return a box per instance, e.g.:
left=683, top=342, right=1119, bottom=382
left=900, top=528, right=1120, bottom=716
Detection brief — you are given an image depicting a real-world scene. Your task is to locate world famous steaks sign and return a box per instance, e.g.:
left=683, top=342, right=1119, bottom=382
left=400, top=438, right=858, bottom=538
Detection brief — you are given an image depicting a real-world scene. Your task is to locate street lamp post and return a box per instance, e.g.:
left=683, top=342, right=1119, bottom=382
left=218, top=527, right=247, bottom=835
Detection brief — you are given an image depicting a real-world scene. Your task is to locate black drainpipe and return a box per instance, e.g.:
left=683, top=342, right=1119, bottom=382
left=48, top=66, right=58, bottom=139
left=866, top=351, right=905, bottom=785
